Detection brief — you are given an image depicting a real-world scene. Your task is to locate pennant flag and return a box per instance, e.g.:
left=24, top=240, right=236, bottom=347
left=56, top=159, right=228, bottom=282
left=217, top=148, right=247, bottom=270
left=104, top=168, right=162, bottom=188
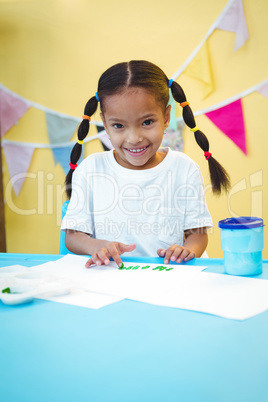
left=3, top=142, right=35, bottom=196
left=52, top=144, right=84, bottom=175
left=205, top=98, right=247, bottom=154
left=216, top=0, right=249, bottom=51
left=45, top=112, right=79, bottom=144
left=0, top=89, right=30, bottom=137
left=162, top=121, right=185, bottom=152
left=183, top=42, right=214, bottom=99
left=96, top=125, right=113, bottom=151
left=257, top=82, right=268, bottom=99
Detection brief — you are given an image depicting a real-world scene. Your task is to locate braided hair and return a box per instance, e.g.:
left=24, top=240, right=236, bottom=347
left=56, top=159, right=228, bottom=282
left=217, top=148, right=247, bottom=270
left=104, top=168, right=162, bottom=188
left=65, top=60, right=230, bottom=197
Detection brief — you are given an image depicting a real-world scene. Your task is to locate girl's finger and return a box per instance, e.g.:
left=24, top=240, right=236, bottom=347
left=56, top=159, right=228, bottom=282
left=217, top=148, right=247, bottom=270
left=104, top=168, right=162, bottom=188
left=183, top=252, right=196, bottom=262
left=157, top=249, right=166, bottom=257
left=164, top=246, right=181, bottom=264
left=97, top=248, right=111, bottom=265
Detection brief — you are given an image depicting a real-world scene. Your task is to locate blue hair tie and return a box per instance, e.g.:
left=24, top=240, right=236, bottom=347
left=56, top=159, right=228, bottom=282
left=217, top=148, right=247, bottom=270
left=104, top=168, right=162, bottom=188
left=95, top=92, right=100, bottom=102
left=168, top=79, right=173, bottom=88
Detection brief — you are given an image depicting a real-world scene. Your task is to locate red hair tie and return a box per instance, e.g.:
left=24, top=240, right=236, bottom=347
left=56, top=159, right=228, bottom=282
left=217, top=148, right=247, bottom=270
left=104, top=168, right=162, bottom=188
left=204, top=152, right=212, bottom=160
left=69, top=162, right=78, bottom=170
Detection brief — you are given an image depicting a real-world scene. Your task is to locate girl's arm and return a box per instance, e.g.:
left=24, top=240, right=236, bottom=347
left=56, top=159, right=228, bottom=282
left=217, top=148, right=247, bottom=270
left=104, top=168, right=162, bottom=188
left=65, top=230, right=136, bottom=267
left=157, top=227, right=208, bottom=264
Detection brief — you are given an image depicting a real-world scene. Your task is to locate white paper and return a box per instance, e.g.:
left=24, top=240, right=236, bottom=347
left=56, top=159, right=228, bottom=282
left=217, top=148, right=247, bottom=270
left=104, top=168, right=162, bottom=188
left=136, top=271, right=268, bottom=320
left=0, top=258, right=123, bottom=309
left=41, top=255, right=207, bottom=301
left=2, top=255, right=268, bottom=320
left=38, top=289, right=122, bottom=309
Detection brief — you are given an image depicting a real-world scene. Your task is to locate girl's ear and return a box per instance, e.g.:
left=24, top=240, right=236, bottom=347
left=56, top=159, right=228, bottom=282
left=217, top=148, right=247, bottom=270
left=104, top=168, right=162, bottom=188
left=164, top=104, right=171, bottom=128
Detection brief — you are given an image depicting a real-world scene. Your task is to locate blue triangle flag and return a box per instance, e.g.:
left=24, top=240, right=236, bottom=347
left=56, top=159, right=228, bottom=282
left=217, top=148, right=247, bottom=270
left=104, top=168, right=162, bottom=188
left=45, top=112, right=79, bottom=144
left=52, top=145, right=84, bottom=175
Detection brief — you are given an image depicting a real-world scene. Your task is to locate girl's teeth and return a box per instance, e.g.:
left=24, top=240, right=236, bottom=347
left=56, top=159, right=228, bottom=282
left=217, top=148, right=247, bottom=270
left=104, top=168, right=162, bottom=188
left=128, top=147, right=146, bottom=153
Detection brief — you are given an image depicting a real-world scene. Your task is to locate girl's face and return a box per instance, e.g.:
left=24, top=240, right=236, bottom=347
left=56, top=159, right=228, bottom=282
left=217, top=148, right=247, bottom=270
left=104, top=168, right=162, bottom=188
left=101, top=88, right=171, bottom=170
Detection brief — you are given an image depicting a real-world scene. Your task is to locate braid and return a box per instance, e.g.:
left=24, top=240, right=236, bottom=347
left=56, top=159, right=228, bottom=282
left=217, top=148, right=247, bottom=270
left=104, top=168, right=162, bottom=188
left=170, top=81, right=230, bottom=195
left=65, top=96, right=98, bottom=198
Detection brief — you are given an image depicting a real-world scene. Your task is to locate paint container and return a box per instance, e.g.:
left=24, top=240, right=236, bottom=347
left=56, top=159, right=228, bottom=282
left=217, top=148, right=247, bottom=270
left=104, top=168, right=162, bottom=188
left=218, top=217, right=264, bottom=276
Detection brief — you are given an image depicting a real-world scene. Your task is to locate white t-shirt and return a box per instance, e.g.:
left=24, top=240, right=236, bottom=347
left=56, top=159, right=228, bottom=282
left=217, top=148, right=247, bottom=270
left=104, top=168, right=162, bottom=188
left=61, top=148, right=213, bottom=257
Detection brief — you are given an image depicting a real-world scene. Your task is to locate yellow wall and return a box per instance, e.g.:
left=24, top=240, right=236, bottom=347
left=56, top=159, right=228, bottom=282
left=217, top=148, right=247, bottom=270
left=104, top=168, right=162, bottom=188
left=1, top=0, right=268, bottom=257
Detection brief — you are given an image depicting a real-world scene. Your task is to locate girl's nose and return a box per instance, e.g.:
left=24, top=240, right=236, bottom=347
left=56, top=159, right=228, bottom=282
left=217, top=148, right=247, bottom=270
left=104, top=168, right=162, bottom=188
left=126, top=129, right=143, bottom=144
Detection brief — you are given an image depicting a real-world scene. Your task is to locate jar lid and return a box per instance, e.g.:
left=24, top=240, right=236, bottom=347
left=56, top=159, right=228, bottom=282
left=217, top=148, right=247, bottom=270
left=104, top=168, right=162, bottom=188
left=218, top=217, right=264, bottom=229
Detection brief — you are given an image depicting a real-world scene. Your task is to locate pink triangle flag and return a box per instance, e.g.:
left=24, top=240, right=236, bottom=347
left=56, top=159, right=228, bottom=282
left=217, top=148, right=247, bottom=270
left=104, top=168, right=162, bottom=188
left=216, top=0, right=249, bottom=51
left=257, top=82, right=268, bottom=99
left=0, top=89, right=30, bottom=137
left=3, top=142, right=35, bottom=196
left=205, top=99, right=247, bottom=154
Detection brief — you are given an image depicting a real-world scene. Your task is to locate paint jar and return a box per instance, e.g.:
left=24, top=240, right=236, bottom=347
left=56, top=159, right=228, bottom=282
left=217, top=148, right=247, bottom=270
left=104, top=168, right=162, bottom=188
left=218, top=217, right=264, bottom=276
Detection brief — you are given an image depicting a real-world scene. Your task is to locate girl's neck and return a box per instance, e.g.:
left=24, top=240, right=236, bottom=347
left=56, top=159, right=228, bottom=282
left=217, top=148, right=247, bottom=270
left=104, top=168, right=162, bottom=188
left=113, top=149, right=167, bottom=170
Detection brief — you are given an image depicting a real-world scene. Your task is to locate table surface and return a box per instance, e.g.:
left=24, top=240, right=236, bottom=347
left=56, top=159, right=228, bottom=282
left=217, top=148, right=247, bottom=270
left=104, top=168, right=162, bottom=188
left=1, top=253, right=268, bottom=402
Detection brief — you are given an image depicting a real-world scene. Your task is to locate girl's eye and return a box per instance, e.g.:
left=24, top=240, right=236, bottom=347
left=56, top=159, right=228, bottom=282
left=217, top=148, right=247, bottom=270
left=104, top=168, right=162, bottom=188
left=143, top=119, right=154, bottom=126
left=113, top=123, right=124, bottom=129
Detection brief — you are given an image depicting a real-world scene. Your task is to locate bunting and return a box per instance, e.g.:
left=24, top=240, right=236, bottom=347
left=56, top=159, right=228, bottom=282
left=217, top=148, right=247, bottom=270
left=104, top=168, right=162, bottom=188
left=0, top=88, right=30, bottom=137
left=172, top=0, right=249, bottom=95
left=96, top=125, right=113, bottom=151
left=2, top=142, right=35, bottom=196
left=45, top=111, right=79, bottom=145
left=52, top=145, right=83, bottom=175
left=205, top=99, right=247, bottom=154
left=257, top=82, right=268, bottom=99
left=2, top=76, right=268, bottom=195
left=162, top=121, right=185, bottom=152
left=184, top=42, right=214, bottom=99
left=216, top=0, right=249, bottom=51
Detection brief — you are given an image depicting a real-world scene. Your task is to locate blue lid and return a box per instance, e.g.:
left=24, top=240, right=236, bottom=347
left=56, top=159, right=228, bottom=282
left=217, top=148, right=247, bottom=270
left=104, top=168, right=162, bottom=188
left=218, top=217, right=264, bottom=229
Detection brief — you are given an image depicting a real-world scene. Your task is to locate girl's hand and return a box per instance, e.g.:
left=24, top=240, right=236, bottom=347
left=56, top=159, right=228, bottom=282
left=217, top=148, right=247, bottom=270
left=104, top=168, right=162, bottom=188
left=157, top=244, right=195, bottom=264
left=85, top=242, right=136, bottom=268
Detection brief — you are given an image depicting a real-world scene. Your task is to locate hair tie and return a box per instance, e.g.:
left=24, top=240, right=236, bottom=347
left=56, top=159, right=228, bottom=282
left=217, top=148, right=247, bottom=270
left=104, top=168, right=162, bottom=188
left=77, top=138, right=84, bottom=145
left=82, top=115, right=91, bottom=121
left=95, top=92, right=99, bottom=102
left=69, top=162, right=78, bottom=170
left=168, top=79, right=173, bottom=88
left=190, top=127, right=200, bottom=133
left=180, top=102, right=189, bottom=108
left=204, top=151, right=212, bottom=160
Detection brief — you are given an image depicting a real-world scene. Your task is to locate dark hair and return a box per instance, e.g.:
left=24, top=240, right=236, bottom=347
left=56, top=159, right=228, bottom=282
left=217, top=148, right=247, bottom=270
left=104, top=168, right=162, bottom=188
left=65, top=60, right=230, bottom=198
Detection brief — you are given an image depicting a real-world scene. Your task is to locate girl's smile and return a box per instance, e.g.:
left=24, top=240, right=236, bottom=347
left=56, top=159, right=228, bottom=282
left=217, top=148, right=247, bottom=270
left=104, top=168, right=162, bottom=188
left=101, top=88, right=171, bottom=170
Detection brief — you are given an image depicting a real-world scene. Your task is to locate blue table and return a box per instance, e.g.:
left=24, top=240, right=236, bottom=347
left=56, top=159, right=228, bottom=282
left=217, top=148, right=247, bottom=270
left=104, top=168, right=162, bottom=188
left=1, top=253, right=268, bottom=402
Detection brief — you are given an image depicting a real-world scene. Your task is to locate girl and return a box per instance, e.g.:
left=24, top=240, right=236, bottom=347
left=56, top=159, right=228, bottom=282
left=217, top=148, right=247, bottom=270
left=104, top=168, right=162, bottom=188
left=62, top=60, right=230, bottom=267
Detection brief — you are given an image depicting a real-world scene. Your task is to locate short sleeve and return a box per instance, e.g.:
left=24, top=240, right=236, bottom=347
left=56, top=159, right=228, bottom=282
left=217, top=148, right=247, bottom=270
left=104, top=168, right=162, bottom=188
left=61, top=166, right=94, bottom=235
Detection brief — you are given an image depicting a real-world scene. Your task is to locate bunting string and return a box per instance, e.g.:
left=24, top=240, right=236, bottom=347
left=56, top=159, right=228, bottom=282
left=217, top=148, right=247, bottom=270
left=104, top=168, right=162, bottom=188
left=172, top=0, right=249, bottom=81
left=0, top=84, right=103, bottom=127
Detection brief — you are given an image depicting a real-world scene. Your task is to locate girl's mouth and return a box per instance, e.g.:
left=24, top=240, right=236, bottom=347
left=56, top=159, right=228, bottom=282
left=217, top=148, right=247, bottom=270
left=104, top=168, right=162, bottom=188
left=124, top=145, right=149, bottom=156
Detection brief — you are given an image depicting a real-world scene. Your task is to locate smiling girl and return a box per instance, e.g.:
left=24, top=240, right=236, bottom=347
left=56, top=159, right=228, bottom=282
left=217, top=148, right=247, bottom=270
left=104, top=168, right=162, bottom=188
left=62, top=60, right=230, bottom=267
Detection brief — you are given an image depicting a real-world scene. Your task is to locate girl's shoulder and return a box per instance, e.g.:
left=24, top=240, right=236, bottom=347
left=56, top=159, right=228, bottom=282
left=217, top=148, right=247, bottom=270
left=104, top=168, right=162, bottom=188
left=76, top=150, right=112, bottom=172
left=166, top=148, right=200, bottom=171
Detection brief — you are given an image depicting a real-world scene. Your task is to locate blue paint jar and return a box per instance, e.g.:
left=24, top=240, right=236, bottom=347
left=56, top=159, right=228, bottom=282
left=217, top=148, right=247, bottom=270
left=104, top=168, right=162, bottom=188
left=218, top=217, right=264, bottom=276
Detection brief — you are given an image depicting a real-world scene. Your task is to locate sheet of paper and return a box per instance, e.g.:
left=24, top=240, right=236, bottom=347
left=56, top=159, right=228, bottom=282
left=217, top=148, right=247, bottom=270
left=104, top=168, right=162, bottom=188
left=38, top=289, right=123, bottom=309
left=140, top=271, right=268, bottom=320
left=41, top=254, right=207, bottom=301
left=2, top=255, right=268, bottom=320
left=0, top=260, right=123, bottom=309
